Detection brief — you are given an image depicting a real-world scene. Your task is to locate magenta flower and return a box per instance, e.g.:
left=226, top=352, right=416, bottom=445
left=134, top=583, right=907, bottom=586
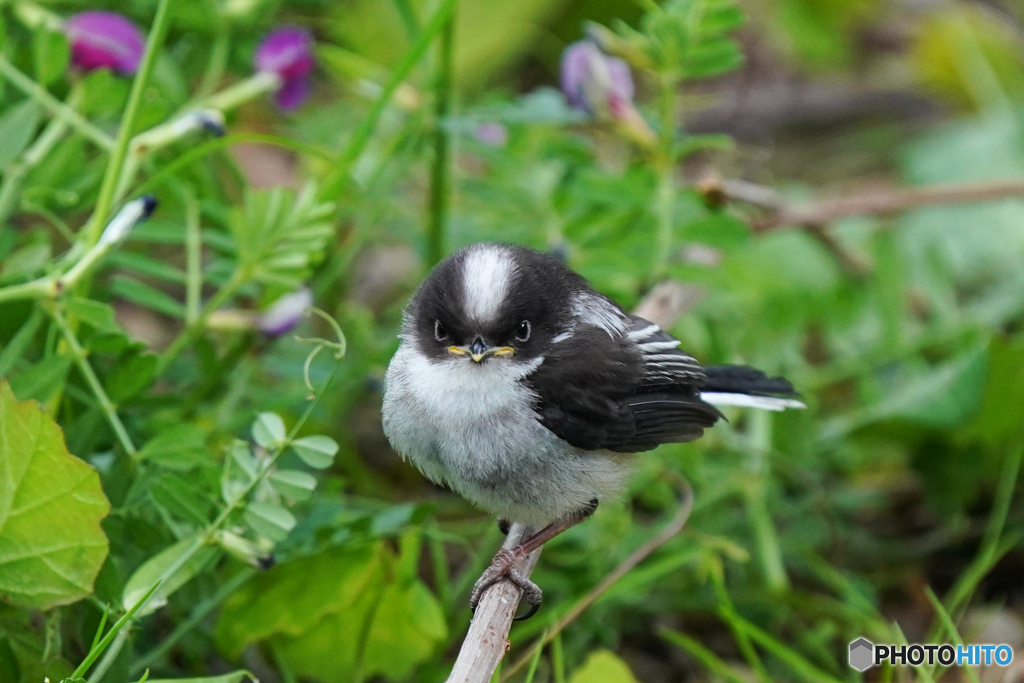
left=255, top=27, right=316, bottom=110
left=560, top=40, right=634, bottom=117
left=258, top=288, right=312, bottom=336
left=64, top=11, right=145, bottom=75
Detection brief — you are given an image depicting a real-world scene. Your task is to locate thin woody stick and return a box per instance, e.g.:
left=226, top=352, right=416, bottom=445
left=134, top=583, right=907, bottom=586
left=698, top=176, right=1024, bottom=232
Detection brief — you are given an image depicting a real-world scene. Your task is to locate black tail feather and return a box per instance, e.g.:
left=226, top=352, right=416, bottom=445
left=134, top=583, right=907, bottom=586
left=702, top=365, right=798, bottom=397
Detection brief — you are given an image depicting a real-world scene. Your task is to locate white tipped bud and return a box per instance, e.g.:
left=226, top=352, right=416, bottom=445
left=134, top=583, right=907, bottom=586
left=97, top=195, right=157, bottom=247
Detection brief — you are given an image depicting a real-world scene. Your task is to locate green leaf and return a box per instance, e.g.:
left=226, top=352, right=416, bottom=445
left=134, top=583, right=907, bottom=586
left=121, top=535, right=219, bottom=615
left=107, top=251, right=188, bottom=284
left=109, top=276, right=186, bottom=319
left=138, top=425, right=209, bottom=470
left=252, top=412, right=286, bottom=449
left=105, top=351, right=158, bottom=403
left=222, top=440, right=256, bottom=503
left=8, top=356, right=72, bottom=403
left=0, top=242, right=50, bottom=282
left=290, top=435, right=338, bottom=469
left=66, top=298, right=122, bottom=335
left=269, top=469, right=317, bottom=502
left=362, top=580, right=448, bottom=680
left=244, top=502, right=296, bottom=542
left=32, top=28, right=69, bottom=86
left=569, top=650, right=639, bottom=683
left=149, top=475, right=214, bottom=527
left=229, top=185, right=335, bottom=289
left=0, top=100, right=40, bottom=169
left=0, top=381, right=110, bottom=609
left=216, top=543, right=384, bottom=658
left=145, top=673, right=256, bottom=683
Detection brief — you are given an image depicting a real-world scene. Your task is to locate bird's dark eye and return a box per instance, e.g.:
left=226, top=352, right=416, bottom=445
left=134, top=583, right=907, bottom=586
left=434, top=320, right=449, bottom=342
left=515, top=320, right=531, bottom=342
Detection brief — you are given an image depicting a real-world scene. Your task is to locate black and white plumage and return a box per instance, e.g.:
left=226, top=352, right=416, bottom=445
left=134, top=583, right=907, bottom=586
left=382, top=243, right=804, bottom=528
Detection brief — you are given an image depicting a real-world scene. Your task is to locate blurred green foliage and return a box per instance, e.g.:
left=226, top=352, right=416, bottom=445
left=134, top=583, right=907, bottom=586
left=0, top=0, right=1023, bottom=681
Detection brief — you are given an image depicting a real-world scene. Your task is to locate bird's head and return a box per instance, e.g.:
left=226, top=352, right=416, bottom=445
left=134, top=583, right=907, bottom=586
left=404, top=243, right=582, bottom=366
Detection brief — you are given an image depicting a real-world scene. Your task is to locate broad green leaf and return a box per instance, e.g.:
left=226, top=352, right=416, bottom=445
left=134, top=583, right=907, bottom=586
left=290, top=435, right=338, bottom=469
left=252, top=412, right=286, bottom=448
left=122, top=535, right=219, bottom=615
left=569, top=650, right=640, bottom=683
left=245, top=502, right=296, bottom=541
left=0, top=101, right=40, bottom=169
left=269, top=469, right=317, bottom=502
left=138, top=425, right=209, bottom=470
left=146, top=672, right=255, bottom=683
left=216, top=543, right=384, bottom=657
left=230, top=440, right=257, bottom=478
left=362, top=580, right=448, bottom=680
left=0, top=381, right=110, bottom=609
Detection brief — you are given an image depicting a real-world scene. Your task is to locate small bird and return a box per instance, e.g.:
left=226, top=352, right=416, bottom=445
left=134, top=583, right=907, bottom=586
left=382, top=243, right=804, bottom=618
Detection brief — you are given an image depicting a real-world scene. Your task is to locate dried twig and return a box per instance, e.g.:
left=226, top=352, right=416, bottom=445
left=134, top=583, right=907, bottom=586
left=700, top=176, right=1024, bottom=232
left=445, top=523, right=542, bottom=683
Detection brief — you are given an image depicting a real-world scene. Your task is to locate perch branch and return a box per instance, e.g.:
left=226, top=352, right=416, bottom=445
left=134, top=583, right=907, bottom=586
left=445, top=523, right=542, bottom=683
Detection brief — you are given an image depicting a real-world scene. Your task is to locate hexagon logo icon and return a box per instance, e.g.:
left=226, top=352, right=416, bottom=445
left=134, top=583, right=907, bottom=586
left=849, top=638, right=874, bottom=672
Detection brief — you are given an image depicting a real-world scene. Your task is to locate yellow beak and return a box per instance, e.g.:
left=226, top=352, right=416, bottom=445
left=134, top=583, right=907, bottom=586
left=448, top=346, right=515, bottom=362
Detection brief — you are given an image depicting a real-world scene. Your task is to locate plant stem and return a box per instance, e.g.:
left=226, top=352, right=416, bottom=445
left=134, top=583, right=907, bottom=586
left=156, top=271, right=244, bottom=375
left=184, top=192, right=203, bottom=324
left=745, top=409, right=789, bottom=593
left=0, top=85, right=83, bottom=225
left=83, top=0, right=173, bottom=246
left=49, top=305, right=138, bottom=456
left=129, top=568, right=256, bottom=674
left=193, top=71, right=281, bottom=113
left=0, top=56, right=115, bottom=151
left=652, top=69, right=679, bottom=279
left=320, top=0, right=459, bottom=201
left=86, top=630, right=129, bottom=683
left=425, top=3, right=456, bottom=266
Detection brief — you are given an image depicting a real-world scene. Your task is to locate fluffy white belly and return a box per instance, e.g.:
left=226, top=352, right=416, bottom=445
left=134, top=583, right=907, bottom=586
left=382, top=342, right=627, bottom=525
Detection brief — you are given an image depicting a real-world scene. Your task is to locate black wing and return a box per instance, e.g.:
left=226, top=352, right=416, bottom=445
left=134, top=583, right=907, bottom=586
left=528, top=316, right=723, bottom=453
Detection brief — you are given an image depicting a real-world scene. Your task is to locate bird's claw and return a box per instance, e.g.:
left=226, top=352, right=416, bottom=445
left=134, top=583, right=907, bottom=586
left=469, top=548, right=543, bottom=620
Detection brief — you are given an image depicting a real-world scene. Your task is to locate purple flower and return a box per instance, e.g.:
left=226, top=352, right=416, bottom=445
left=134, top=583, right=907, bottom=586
left=255, top=27, right=316, bottom=110
left=474, top=122, right=508, bottom=148
left=560, top=40, right=634, bottom=117
left=258, top=288, right=312, bottom=336
left=64, top=11, right=145, bottom=75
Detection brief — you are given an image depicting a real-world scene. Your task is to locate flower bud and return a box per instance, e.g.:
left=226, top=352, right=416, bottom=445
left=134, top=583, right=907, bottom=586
left=214, top=530, right=275, bottom=569
left=560, top=40, right=634, bottom=118
left=97, top=195, right=157, bottom=247
left=258, top=288, right=313, bottom=336
left=255, top=27, right=316, bottom=110
left=64, top=11, right=145, bottom=75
